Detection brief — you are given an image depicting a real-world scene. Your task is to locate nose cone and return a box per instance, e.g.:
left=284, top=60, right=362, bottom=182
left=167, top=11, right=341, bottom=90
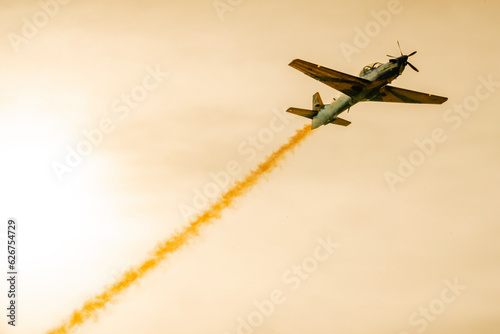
left=398, top=56, right=408, bottom=74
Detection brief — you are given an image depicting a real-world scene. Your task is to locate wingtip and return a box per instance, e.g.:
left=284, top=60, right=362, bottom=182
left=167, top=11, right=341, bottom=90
left=289, top=59, right=305, bottom=67
left=437, top=96, right=448, bottom=104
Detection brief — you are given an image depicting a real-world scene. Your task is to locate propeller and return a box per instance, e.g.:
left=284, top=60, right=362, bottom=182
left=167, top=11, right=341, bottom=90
left=387, top=41, right=419, bottom=72
left=407, top=61, right=419, bottom=72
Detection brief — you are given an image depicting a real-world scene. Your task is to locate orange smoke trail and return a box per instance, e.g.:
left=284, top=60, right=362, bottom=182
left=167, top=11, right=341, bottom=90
left=47, top=124, right=312, bottom=334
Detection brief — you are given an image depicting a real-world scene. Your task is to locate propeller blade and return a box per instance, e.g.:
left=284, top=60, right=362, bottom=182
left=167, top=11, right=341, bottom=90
left=408, top=62, right=419, bottom=72
left=397, top=41, right=403, bottom=56
left=387, top=54, right=397, bottom=58
left=408, top=51, right=417, bottom=57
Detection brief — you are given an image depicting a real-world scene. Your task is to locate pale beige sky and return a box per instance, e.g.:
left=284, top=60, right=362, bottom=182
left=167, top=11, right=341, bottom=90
left=0, top=0, right=499, bottom=333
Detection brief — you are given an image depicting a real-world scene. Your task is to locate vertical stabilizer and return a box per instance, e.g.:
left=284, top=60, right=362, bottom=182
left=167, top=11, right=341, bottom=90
left=312, top=92, right=324, bottom=111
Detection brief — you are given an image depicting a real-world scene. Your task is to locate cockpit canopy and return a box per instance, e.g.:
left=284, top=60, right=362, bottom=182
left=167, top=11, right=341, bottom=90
left=359, top=62, right=383, bottom=77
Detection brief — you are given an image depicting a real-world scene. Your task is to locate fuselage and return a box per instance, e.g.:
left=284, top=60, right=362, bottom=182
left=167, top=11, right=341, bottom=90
left=311, top=58, right=406, bottom=129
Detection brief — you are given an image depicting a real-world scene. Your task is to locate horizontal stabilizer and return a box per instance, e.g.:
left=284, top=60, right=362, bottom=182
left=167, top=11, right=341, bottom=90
left=286, top=107, right=318, bottom=119
left=330, top=117, right=351, bottom=127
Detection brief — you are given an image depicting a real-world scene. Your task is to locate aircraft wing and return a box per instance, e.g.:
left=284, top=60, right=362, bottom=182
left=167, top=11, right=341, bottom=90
left=371, top=85, right=448, bottom=104
left=289, top=59, right=371, bottom=97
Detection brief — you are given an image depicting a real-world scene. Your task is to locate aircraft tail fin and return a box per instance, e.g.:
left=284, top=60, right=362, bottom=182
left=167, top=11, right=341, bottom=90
left=312, top=92, right=324, bottom=111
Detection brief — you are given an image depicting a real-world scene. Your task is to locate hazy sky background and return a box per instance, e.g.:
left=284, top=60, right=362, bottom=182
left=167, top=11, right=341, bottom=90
left=1, top=0, right=499, bottom=333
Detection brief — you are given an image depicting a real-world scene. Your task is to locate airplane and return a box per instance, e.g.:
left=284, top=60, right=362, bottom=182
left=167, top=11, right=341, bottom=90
left=287, top=42, right=448, bottom=129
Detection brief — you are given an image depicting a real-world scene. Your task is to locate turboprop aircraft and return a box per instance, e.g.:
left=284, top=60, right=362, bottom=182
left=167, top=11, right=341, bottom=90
left=287, top=43, right=448, bottom=129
